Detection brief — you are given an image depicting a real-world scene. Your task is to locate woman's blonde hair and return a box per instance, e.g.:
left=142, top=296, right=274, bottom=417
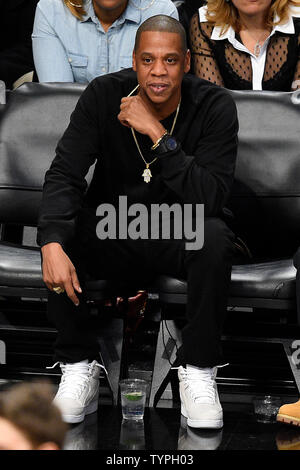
left=205, top=0, right=300, bottom=34
left=64, top=0, right=86, bottom=20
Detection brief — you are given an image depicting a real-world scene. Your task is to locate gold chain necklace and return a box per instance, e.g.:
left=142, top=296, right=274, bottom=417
left=127, top=84, right=181, bottom=183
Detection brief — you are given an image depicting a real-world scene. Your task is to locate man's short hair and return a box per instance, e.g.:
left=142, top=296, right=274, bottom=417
left=0, top=382, right=67, bottom=449
left=134, top=15, right=188, bottom=53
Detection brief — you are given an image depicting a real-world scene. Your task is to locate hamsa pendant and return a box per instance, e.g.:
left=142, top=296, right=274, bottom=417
left=142, top=167, right=152, bottom=183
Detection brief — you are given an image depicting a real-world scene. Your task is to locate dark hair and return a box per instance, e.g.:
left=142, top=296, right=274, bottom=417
left=0, top=382, right=67, bottom=449
left=134, top=15, right=188, bottom=53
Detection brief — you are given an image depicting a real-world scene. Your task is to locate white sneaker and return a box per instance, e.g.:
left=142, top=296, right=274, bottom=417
left=50, top=360, right=106, bottom=424
left=178, top=366, right=223, bottom=429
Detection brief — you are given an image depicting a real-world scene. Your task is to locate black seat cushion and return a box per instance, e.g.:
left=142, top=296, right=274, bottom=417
left=0, top=242, right=296, bottom=300
left=0, top=242, right=107, bottom=292
left=0, top=242, right=43, bottom=287
left=157, top=258, right=296, bottom=301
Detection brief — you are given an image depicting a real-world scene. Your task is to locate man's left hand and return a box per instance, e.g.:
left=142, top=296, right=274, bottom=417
left=118, top=95, right=166, bottom=144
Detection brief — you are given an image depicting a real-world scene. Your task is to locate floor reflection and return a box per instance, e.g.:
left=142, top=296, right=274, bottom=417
left=178, top=416, right=223, bottom=450
left=61, top=403, right=300, bottom=450
left=119, top=419, right=145, bottom=450
left=64, top=412, right=99, bottom=450
left=276, top=427, right=300, bottom=450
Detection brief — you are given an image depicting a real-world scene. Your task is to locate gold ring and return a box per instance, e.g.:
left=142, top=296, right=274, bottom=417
left=53, top=287, right=65, bottom=294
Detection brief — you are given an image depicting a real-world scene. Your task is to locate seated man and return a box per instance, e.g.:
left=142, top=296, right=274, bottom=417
left=37, top=15, right=239, bottom=428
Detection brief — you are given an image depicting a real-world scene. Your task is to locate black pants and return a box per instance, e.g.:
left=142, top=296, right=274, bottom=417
left=44, top=209, right=237, bottom=368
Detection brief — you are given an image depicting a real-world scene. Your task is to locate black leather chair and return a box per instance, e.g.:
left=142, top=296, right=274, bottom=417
left=0, top=83, right=123, bottom=404
left=149, top=89, right=300, bottom=406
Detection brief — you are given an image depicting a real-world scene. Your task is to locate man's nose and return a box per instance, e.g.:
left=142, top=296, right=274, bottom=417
left=151, top=59, right=167, bottom=76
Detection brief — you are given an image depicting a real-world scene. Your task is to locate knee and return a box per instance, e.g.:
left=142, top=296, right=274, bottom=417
left=204, top=217, right=234, bottom=253
left=294, top=248, right=300, bottom=270
left=186, top=217, right=235, bottom=264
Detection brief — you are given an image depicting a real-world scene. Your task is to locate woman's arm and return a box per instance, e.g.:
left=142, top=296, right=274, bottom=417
left=32, top=2, right=74, bottom=82
left=189, top=12, right=224, bottom=86
left=291, top=34, right=300, bottom=90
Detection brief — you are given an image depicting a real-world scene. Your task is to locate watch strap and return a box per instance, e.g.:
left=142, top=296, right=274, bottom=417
left=151, top=133, right=179, bottom=156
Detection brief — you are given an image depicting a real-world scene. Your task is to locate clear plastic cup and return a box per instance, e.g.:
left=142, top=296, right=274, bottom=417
left=119, top=379, right=147, bottom=420
left=253, top=395, right=281, bottom=423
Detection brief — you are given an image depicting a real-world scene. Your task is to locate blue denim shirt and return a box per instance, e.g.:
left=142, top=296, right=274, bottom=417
left=32, top=0, right=179, bottom=83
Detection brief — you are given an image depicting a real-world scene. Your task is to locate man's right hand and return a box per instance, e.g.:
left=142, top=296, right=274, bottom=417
left=41, top=242, right=82, bottom=306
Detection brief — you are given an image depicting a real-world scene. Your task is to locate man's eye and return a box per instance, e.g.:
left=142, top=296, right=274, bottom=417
left=143, top=58, right=152, bottom=63
left=166, top=58, right=176, bottom=64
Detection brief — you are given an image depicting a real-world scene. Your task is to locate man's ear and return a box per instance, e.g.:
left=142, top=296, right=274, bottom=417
left=132, top=50, right=137, bottom=71
left=184, top=49, right=191, bottom=74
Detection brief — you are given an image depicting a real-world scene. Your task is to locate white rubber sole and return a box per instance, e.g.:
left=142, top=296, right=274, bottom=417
left=62, top=398, right=99, bottom=424
left=181, top=405, right=223, bottom=429
left=277, top=413, right=300, bottom=427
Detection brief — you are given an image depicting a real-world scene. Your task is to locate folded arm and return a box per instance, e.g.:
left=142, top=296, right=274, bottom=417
left=32, top=3, right=74, bottom=82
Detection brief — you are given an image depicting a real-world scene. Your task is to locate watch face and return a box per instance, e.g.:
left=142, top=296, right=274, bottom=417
left=166, top=136, right=177, bottom=151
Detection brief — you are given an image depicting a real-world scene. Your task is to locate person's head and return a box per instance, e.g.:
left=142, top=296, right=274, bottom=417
left=206, top=0, right=300, bottom=33
left=64, top=0, right=128, bottom=20
left=0, top=382, right=68, bottom=450
left=133, top=15, right=190, bottom=112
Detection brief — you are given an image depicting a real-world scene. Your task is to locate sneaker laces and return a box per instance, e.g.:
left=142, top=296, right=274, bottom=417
left=175, top=367, right=218, bottom=404
left=46, top=361, right=107, bottom=400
